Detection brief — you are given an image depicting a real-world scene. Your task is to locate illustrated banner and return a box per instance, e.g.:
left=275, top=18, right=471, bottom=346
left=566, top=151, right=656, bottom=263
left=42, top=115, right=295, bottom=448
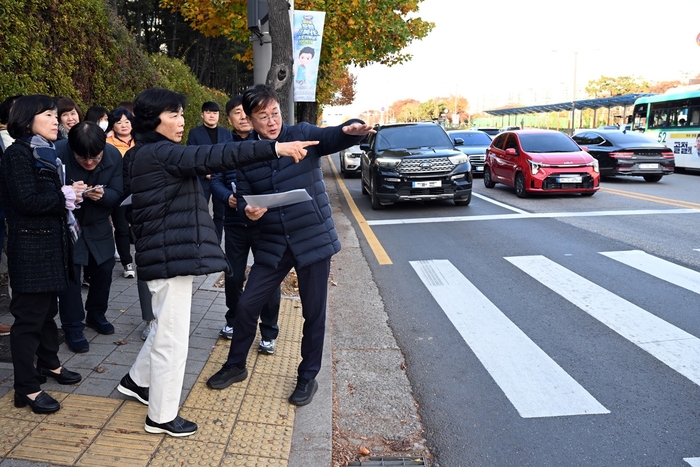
left=293, top=11, right=325, bottom=103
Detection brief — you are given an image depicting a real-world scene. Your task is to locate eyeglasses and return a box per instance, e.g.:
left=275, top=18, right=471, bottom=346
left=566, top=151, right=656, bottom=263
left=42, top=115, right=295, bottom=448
left=252, top=111, right=281, bottom=124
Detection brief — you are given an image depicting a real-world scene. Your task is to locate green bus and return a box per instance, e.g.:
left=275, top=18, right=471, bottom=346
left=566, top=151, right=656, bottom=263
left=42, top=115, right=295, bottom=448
left=631, top=87, right=700, bottom=170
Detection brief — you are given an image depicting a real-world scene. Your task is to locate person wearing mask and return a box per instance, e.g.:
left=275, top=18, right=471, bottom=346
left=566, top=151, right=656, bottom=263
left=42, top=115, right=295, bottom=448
left=85, top=106, right=110, bottom=132
left=55, top=97, right=83, bottom=140
left=115, top=87, right=314, bottom=437
left=106, top=106, right=136, bottom=278
left=186, top=101, right=227, bottom=242
left=206, top=85, right=373, bottom=406
left=55, top=122, right=123, bottom=353
left=210, top=96, right=281, bottom=352
left=0, top=94, right=85, bottom=414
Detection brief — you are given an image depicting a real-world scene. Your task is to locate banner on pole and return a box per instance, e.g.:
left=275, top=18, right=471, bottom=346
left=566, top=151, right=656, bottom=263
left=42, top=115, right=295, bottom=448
left=293, top=11, right=325, bottom=103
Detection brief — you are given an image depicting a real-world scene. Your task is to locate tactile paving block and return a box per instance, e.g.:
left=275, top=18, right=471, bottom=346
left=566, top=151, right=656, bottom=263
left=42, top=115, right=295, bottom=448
left=105, top=400, right=149, bottom=432
left=0, top=418, right=39, bottom=454
left=76, top=428, right=160, bottom=467
left=236, top=394, right=295, bottom=426
left=258, top=337, right=301, bottom=359
left=10, top=421, right=99, bottom=465
left=0, top=390, right=68, bottom=422
left=150, top=438, right=226, bottom=467
left=220, top=454, right=288, bottom=466
left=226, top=421, right=293, bottom=459
left=246, top=372, right=296, bottom=400
left=46, top=393, right=121, bottom=429
left=251, top=354, right=301, bottom=378
left=177, top=407, right=237, bottom=444
left=185, top=373, right=246, bottom=412
left=207, top=342, right=260, bottom=368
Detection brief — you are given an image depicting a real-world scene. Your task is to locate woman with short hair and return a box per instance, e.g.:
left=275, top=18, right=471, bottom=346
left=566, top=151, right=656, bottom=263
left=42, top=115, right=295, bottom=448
left=55, top=96, right=83, bottom=139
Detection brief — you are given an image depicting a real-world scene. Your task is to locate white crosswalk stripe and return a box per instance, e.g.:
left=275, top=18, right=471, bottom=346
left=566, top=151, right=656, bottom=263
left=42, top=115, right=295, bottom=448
left=506, top=255, right=700, bottom=387
left=600, top=250, right=700, bottom=295
left=410, top=259, right=609, bottom=419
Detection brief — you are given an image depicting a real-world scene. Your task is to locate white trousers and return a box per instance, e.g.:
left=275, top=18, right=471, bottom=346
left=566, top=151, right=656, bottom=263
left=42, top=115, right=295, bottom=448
left=129, top=275, right=193, bottom=423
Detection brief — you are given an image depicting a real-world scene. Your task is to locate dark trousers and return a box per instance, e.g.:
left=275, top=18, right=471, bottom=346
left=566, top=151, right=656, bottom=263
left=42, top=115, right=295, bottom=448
left=224, top=224, right=280, bottom=340
left=58, top=254, right=115, bottom=332
left=10, top=291, right=61, bottom=394
left=137, top=279, right=155, bottom=321
left=112, top=205, right=133, bottom=266
left=225, top=248, right=330, bottom=380
left=200, top=177, right=225, bottom=242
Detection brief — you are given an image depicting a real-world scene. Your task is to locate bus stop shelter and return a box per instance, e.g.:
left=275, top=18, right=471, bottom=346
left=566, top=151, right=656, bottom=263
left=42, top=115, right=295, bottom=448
left=484, top=94, right=655, bottom=132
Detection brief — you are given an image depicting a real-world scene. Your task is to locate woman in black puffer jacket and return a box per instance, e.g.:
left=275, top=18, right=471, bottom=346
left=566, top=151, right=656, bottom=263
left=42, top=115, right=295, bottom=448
left=116, top=87, right=313, bottom=438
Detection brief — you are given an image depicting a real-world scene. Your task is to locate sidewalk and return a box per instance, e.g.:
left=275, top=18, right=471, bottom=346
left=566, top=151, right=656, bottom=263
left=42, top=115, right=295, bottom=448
left=0, top=269, right=331, bottom=466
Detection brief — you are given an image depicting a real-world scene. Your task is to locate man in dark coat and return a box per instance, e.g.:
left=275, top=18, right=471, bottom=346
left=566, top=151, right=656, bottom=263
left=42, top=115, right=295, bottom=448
left=186, top=101, right=229, bottom=241
left=206, top=84, right=374, bottom=406
left=55, top=122, right=124, bottom=353
left=210, top=95, right=281, bottom=350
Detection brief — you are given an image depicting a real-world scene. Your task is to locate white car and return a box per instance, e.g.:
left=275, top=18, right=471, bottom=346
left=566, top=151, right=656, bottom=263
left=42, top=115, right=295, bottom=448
left=338, top=144, right=364, bottom=178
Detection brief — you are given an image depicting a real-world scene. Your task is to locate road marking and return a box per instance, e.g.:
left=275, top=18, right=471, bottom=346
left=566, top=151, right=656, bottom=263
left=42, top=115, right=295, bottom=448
left=367, top=208, right=699, bottom=226
left=601, top=187, right=700, bottom=210
left=410, top=259, right=609, bottom=418
left=472, top=192, right=529, bottom=214
left=600, top=250, right=700, bottom=295
left=684, top=458, right=700, bottom=466
left=507, top=255, right=700, bottom=386
left=329, top=158, right=392, bottom=265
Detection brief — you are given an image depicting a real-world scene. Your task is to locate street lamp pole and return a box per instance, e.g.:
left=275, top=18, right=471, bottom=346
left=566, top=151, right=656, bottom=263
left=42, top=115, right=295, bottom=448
left=571, top=51, right=578, bottom=133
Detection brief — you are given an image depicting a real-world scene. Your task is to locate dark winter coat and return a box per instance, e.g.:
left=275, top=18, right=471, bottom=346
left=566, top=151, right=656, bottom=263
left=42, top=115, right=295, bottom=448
left=126, top=131, right=279, bottom=281
left=237, top=120, right=364, bottom=269
left=0, top=141, right=73, bottom=293
left=210, top=132, right=250, bottom=228
left=187, top=125, right=233, bottom=190
left=56, top=140, right=123, bottom=266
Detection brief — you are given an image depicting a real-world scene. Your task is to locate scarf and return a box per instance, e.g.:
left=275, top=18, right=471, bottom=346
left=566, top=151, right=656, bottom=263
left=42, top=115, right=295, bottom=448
left=18, top=134, right=61, bottom=172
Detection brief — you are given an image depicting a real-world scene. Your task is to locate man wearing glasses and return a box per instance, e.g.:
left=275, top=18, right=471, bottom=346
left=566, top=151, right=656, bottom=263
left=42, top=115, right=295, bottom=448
left=55, top=121, right=124, bottom=353
left=206, top=84, right=374, bottom=406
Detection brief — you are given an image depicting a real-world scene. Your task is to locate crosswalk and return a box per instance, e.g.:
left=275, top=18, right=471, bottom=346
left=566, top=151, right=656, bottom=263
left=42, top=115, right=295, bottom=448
left=410, top=250, right=700, bottom=421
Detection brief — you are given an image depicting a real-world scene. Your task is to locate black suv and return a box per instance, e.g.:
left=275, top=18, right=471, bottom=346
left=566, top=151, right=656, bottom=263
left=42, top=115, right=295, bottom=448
left=360, top=122, right=472, bottom=209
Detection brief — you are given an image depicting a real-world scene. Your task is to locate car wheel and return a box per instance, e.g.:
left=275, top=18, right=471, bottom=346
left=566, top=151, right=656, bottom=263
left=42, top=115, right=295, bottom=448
left=643, top=174, right=663, bottom=183
left=483, top=166, right=495, bottom=188
left=370, top=177, right=385, bottom=210
left=454, top=192, right=472, bottom=206
left=581, top=191, right=595, bottom=197
left=515, top=173, right=528, bottom=198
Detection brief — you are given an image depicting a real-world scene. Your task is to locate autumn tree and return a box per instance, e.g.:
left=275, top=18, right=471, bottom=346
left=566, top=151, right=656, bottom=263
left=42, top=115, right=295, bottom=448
left=649, top=80, right=681, bottom=94
left=162, top=0, right=434, bottom=121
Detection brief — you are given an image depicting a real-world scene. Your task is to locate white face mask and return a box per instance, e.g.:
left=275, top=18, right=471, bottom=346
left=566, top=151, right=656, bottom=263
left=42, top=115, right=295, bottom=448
left=98, top=121, right=108, bottom=131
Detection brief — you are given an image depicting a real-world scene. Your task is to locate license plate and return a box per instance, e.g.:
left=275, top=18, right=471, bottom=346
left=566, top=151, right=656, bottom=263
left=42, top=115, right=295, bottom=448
left=638, top=163, right=658, bottom=169
left=475, top=166, right=483, bottom=171
left=412, top=180, right=441, bottom=188
left=556, top=176, right=582, bottom=183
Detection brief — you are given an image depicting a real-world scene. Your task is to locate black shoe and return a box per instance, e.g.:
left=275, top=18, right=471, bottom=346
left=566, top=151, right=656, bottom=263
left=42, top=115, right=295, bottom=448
left=14, top=391, right=60, bottom=414
left=85, top=314, right=115, bottom=335
left=64, top=330, right=89, bottom=353
left=145, top=415, right=197, bottom=437
left=37, top=366, right=82, bottom=385
left=288, top=377, right=318, bottom=406
left=206, top=364, right=248, bottom=389
left=117, top=373, right=149, bottom=405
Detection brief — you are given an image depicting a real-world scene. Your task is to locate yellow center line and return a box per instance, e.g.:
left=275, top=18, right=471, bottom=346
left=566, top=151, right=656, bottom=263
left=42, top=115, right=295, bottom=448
left=600, top=187, right=700, bottom=210
left=329, top=160, right=393, bottom=265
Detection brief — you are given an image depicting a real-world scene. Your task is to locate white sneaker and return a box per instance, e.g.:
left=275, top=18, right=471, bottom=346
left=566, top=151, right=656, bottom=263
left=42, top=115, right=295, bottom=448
left=219, top=326, right=233, bottom=340
left=123, top=263, right=136, bottom=278
left=141, top=320, right=153, bottom=340
left=258, top=339, right=276, bottom=355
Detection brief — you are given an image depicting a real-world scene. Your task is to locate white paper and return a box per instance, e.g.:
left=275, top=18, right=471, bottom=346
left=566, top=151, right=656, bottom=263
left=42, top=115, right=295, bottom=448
left=120, top=194, right=132, bottom=206
left=243, top=189, right=311, bottom=209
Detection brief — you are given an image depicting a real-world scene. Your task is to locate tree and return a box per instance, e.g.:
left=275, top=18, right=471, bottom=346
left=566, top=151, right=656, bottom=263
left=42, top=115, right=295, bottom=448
left=584, top=76, right=650, bottom=98
left=649, top=80, right=681, bottom=94
left=162, top=0, right=434, bottom=120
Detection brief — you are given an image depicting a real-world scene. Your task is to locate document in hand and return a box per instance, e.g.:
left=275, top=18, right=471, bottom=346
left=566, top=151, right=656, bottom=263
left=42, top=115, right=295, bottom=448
left=243, top=189, right=312, bottom=209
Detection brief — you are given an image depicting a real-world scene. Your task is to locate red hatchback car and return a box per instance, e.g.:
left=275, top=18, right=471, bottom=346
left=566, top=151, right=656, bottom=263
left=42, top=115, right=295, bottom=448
left=484, top=129, right=600, bottom=197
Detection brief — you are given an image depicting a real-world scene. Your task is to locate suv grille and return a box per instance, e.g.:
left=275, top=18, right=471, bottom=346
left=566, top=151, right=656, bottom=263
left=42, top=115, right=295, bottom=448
left=397, top=157, right=454, bottom=174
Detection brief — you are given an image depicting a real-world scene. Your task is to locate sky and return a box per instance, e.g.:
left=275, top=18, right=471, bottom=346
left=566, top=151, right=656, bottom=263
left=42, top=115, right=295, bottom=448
left=323, top=0, right=700, bottom=122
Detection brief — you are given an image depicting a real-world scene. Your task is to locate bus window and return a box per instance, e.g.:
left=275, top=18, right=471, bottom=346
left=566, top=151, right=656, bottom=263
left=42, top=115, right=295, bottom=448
left=632, top=104, right=647, bottom=131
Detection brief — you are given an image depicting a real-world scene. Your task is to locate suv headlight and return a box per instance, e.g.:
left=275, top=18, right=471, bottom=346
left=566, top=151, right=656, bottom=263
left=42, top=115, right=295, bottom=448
left=448, top=154, right=469, bottom=165
left=375, top=157, right=401, bottom=169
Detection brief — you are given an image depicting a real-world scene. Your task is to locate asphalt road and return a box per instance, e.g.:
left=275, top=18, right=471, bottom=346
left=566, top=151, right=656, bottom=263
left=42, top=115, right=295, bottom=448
left=331, top=161, right=700, bottom=467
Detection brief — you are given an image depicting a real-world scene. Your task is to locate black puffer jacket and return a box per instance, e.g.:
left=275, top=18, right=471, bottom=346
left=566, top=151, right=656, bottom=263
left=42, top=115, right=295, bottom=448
left=237, top=120, right=363, bottom=269
left=126, top=131, right=278, bottom=281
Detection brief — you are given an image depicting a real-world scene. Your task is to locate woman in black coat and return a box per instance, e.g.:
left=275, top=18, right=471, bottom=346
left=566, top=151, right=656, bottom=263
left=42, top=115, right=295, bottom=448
left=0, top=95, right=86, bottom=414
